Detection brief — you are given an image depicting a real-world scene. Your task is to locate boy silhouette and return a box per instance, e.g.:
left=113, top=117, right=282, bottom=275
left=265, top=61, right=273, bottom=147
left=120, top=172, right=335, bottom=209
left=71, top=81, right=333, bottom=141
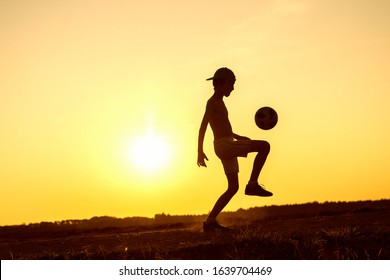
left=197, top=67, right=273, bottom=232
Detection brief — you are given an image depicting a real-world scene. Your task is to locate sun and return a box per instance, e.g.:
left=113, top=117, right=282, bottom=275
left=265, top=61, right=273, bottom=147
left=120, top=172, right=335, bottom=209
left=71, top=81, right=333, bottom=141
left=129, top=130, right=172, bottom=173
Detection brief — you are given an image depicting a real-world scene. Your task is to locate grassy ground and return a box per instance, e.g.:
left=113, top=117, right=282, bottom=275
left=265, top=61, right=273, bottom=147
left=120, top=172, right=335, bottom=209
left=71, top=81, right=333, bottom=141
left=1, top=206, right=389, bottom=260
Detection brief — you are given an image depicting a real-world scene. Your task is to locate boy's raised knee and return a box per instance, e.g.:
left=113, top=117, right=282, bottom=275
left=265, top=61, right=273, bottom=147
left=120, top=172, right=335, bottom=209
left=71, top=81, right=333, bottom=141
left=264, top=141, right=270, bottom=154
left=250, top=140, right=270, bottom=154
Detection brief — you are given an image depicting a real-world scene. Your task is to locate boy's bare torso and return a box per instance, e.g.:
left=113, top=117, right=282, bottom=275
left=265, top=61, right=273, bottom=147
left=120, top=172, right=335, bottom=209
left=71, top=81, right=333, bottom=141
left=207, top=95, right=233, bottom=141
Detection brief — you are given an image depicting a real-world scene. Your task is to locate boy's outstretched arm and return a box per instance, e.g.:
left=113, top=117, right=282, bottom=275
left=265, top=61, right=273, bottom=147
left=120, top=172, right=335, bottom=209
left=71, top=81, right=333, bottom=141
left=197, top=111, right=209, bottom=167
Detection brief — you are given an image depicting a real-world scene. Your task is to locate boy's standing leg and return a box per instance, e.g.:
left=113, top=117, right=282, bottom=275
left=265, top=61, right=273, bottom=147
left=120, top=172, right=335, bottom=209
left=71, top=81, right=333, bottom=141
left=204, top=172, right=238, bottom=231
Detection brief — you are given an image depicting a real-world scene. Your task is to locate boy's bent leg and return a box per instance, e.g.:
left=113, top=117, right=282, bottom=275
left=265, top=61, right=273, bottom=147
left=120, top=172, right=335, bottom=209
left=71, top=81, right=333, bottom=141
left=245, top=140, right=273, bottom=197
left=248, top=140, right=270, bottom=182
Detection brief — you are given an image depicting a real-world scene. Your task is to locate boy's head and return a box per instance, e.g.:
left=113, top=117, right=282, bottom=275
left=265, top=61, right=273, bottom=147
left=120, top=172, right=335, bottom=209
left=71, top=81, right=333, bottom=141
left=207, top=67, right=236, bottom=96
left=206, top=67, right=236, bottom=87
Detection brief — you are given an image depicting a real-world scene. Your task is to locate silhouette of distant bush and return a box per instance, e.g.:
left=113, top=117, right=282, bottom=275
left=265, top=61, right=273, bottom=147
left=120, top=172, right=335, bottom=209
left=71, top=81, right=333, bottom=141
left=1, top=199, right=389, bottom=260
left=1, top=199, right=389, bottom=240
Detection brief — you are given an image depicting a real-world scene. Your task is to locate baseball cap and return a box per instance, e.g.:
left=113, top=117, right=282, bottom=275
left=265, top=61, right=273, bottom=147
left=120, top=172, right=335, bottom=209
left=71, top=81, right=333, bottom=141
left=206, top=67, right=236, bottom=81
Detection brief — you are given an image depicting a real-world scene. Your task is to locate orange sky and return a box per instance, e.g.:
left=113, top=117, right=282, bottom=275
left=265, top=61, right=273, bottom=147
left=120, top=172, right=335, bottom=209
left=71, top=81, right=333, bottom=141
left=1, top=0, right=390, bottom=226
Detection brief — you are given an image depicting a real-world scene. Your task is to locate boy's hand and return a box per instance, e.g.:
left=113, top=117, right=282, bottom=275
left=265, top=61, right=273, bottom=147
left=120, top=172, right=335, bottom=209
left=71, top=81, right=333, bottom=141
left=197, top=151, right=209, bottom=167
left=234, top=134, right=251, bottom=141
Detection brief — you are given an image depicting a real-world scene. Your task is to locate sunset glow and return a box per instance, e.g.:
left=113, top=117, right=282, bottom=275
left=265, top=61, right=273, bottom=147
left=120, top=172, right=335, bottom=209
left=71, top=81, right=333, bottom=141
left=129, top=130, right=172, bottom=174
left=1, top=0, right=389, bottom=226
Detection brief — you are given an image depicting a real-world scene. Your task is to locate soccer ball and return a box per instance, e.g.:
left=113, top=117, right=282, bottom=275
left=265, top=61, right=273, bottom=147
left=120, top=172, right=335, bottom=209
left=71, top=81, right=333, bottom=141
left=255, top=106, right=278, bottom=130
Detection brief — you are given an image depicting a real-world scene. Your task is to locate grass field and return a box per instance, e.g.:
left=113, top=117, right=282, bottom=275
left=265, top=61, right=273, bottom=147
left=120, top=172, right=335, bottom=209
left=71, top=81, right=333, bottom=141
left=1, top=200, right=389, bottom=260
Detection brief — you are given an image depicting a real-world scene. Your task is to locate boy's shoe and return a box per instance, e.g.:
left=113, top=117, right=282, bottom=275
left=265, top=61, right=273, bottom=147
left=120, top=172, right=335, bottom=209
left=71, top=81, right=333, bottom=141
left=245, top=183, right=273, bottom=197
left=203, top=220, right=230, bottom=233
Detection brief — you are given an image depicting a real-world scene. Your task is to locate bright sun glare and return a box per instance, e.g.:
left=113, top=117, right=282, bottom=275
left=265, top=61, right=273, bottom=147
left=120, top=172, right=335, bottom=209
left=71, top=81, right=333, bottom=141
left=129, top=130, right=172, bottom=173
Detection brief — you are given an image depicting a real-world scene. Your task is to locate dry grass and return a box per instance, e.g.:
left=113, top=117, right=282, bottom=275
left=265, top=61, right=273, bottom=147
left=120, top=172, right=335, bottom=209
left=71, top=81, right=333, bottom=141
left=1, top=202, right=389, bottom=260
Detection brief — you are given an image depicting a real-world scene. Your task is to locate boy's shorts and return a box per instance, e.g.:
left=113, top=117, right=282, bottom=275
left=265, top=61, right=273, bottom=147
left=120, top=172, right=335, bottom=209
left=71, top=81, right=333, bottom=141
left=214, top=137, right=251, bottom=174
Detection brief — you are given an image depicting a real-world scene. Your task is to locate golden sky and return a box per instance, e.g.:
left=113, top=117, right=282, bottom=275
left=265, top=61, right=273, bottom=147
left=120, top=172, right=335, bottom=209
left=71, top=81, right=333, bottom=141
left=1, top=0, right=390, bottom=226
